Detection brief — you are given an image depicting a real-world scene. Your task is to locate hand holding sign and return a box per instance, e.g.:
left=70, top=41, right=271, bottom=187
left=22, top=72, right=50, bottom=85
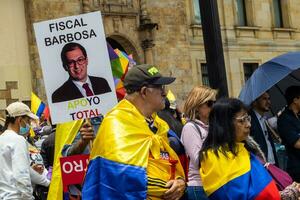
left=67, top=120, right=94, bottom=156
left=80, top=120, right=95, bottom=145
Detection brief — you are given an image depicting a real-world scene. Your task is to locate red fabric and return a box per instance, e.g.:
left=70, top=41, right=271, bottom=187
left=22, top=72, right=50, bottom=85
left=178, top=154, right=189, bottom=182
left=116, top=87, right=126, bottom=100
left=266, top=163, right=293, bottom=191
left=43, top=106, right=50, bottom=120
left=60, top=154, right=90, bottom=192
left=255, top=180, right=281, bottom=200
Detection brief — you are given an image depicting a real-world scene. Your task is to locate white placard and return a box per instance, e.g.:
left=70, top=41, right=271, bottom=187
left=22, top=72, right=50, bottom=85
left=34, top=11, right=117, bottom=124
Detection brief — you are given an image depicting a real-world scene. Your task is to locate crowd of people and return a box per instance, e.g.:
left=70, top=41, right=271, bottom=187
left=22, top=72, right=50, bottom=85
left=0, top=63, right=300, bottom=200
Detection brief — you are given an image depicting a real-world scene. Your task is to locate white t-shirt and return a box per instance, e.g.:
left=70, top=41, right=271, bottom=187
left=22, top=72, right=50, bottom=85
left=0, top=129, right=33, bottom=200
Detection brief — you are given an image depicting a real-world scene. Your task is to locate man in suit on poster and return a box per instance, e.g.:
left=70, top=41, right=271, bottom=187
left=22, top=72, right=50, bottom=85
left=52, top=42, right=111, bottom=103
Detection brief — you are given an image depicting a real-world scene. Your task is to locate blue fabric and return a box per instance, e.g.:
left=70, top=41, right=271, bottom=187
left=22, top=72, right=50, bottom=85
left=186, top=186, right=208, bottom=200
left=168, top=129, right=185, bottom=154
left=209, top=153, right=273, bottom=200
left=36, top=102, right=45, bottom=117
left=239, top=51, right=300, bottom=105
left=168, top=129, right=180, bottom=140
left=82, top=157, right=147, bottom=200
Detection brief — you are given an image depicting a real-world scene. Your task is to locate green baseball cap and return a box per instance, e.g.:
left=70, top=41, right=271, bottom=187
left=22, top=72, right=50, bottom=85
left=124, top=64, right=176, bottom=91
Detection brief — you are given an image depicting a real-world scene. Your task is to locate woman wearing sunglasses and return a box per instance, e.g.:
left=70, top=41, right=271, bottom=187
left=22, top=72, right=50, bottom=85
left=180, top=86, right=217, bottom=200
left=199, top=98, right=300, bottom=200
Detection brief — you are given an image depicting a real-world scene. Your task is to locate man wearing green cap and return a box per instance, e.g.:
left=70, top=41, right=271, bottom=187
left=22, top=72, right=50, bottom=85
left=83, top=64, right=186, bottom=200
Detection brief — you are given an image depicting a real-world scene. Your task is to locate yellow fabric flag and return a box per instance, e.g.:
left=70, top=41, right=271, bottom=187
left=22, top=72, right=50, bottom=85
left=85, top=99, right=185, bottom=199
left=47, top=119, right=83, bottom=200
left=31, top=92, right=42, bottom=115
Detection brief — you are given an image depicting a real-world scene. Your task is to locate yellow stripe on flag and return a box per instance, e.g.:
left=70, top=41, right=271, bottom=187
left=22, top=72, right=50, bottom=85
left=29, top=128, right=35, bottom=137
left=31, top=92, right=42, bottom=114
left=47, top=119, right=83, bottom=200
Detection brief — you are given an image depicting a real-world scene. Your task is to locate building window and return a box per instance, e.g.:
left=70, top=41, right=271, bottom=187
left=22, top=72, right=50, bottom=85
left=236, top=0, right=247, bottom=26
left=243, top=63, right=258, bottom=82
left=201, top=63, right=210, bottom=86
left=273, top=0, right=284, bottom=28
left=192, top=0, right=201, bottom=24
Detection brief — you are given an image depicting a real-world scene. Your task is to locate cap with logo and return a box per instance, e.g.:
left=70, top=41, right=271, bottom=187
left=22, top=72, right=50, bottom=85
left=6, top=102, right=38, bottom=120
left=123, top=64, right=175, bottom=91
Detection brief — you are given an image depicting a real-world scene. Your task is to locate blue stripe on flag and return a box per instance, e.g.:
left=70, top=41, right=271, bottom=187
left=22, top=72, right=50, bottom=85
left=209, top=154, right=273, bottom=200
left=82, top=157, right=147, bottom=200
left=36, top=103, right=45, bottom=117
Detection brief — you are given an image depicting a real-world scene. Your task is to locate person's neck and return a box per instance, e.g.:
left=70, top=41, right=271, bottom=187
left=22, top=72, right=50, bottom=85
left=289, top=104, right=299, bottom=118
left=198, top=117, right=208, bottom=125
left=125, top=95, right=153, bottom=118
left=253, top=108, right=265, bottom=116
left=71, top=77, right=87, bottom=83
left=7, top=124, right=19, bottom=134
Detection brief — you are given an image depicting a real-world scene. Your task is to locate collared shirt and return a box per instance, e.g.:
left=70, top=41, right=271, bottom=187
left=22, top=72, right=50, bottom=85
left=181, top=119, right=208, bottom=186
left=254, top=110, right=275, bottom=164
left=0, top=130, right=33, bottom=200
left=72, top=77, right=94, bottom=97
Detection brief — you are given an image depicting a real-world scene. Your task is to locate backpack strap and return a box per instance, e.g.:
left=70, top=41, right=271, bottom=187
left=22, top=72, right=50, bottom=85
left=168, top=129, right=180, bottom=141
left=188, top=120, right=203, bottom=139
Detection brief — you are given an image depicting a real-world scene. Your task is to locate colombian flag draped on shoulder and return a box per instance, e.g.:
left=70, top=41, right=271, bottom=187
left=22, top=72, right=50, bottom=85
left=82, top=99, right=185, bottom=199
left=200, top=143, right=280, bottom=200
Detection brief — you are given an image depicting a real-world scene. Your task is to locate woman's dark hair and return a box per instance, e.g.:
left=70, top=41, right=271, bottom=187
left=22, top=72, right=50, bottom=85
left=285, top=85, right=300, bottom=106
left=200, top=98, right=248, bottom=161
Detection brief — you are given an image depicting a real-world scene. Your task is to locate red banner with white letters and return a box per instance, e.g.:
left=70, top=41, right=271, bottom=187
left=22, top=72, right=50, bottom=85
left=60, top=154, right=90, bottom=192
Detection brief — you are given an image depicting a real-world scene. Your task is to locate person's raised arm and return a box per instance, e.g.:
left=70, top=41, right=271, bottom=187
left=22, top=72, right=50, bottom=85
left=67, top=121, right=94, bottom=156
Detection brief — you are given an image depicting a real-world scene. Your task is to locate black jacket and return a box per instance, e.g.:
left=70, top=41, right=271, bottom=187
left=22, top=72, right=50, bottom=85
left=40, top=132, right=55, bottom=169
left=249, top=110, right=278, bottom=165
left=52, top=76, right=111, bottom=103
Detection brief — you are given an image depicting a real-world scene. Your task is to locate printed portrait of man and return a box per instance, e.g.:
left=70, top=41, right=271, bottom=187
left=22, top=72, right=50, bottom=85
left=52, top=42, right=111, bottom=103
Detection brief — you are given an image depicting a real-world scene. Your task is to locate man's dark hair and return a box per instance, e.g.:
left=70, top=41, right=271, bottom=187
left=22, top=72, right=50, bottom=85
left=200, top=98, right=248, bottom=161
left=285, top=85, right=300, bottom=106
left=61, top=42, right=87, bottom=71
left=4, top=110, right=17, bottom=131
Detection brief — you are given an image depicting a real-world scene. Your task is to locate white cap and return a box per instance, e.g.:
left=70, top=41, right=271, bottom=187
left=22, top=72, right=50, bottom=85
left=6, top=102, right=38, bottom=120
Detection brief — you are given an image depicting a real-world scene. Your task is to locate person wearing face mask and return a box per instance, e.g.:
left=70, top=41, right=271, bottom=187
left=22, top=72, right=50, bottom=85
left=17, top=121, right=50, bottom=200
left=0, top=102, right=38, bottom=200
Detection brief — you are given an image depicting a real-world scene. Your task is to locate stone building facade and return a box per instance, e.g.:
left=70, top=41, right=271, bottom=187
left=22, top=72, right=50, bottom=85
left=0, top=0, right=300, bottom=115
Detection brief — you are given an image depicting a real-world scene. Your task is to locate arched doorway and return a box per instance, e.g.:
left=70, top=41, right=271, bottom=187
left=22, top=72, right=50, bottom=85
left=106, top=35, right=141, bottom=64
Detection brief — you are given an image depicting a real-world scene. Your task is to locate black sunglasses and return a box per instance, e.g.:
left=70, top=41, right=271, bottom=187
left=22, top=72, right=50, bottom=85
left=146, top=85, right=165, bottom=91
left=206, top=100, right=215, bottom=107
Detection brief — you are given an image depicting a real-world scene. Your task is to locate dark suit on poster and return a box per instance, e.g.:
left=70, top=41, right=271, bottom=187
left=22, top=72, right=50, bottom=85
left=249, top=110, right=278, bottom=165
left=52, top=75, right=111, bottom=103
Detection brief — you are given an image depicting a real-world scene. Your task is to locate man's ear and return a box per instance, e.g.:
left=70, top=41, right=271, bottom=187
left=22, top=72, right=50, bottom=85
left=140, top=86, right=148, bottom=98
left=86, top=57, right=88, bottom=66
left=292, top=96, right=299, bottom=104
left=16, top=116, right=22, bottom=126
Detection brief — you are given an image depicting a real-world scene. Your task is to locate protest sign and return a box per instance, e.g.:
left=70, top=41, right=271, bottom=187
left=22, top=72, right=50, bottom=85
left=34, top=11, right=117, bottom=124
left=60, top=154, right=89, bottom=192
